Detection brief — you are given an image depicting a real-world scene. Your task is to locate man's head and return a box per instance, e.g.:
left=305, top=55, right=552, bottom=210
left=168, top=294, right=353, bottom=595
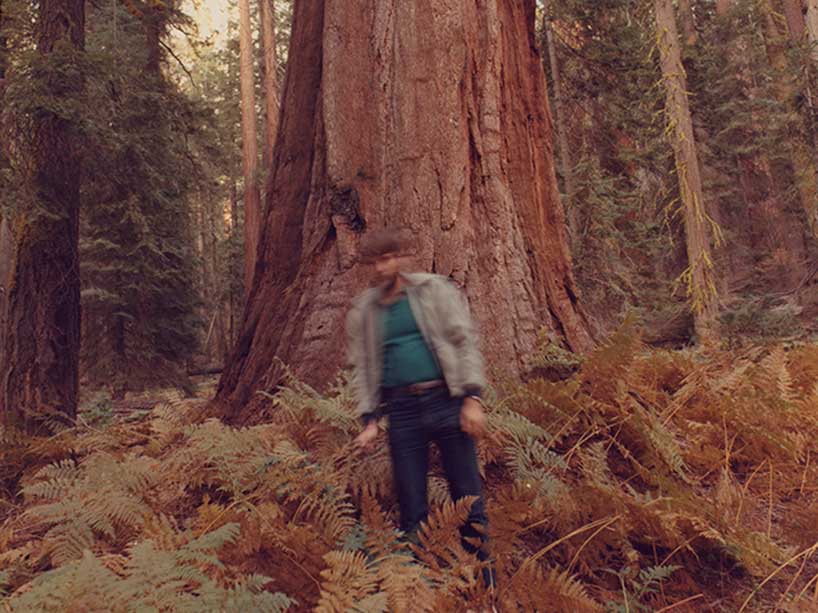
left=360, top=228, right=408, bottom=288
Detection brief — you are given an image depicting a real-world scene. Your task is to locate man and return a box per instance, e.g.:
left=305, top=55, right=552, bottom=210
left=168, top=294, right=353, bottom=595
left=346, top=227, right=492, bottom=582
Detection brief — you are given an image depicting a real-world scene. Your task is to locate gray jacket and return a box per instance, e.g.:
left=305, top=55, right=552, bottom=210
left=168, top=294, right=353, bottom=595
left=345, top=272, right=486, bottom=420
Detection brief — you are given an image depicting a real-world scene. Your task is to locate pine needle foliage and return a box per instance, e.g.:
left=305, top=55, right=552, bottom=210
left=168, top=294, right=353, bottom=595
left=78, top=2, right=202, bottom=396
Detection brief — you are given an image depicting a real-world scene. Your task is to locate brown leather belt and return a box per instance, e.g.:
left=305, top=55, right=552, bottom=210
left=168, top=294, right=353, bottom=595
left=384, top=379, right=446, bottom=397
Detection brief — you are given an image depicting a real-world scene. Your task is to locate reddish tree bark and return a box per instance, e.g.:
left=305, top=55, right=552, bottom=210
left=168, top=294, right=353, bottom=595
left=215, top=0, right=594, bottom=418
left=542, top=0, right=577, bottom=245
left=260, top=0, right=280, bottom=169
left=678, top=0, right=698, bottom=45
left=239, top=0, right=261, bottom=297
left=0, top=0, right=85, bottom=430
left=0, top=0, right=10, bottom=338
left=0, top=0, right=6, bottom=89
left=783, top=0, right=806, bottom=40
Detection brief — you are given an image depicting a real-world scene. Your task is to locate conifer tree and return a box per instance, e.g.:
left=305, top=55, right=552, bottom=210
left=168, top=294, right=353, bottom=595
left=80, top=1, right=201, bottom=395
left=0, top=0, right=85, bottom=429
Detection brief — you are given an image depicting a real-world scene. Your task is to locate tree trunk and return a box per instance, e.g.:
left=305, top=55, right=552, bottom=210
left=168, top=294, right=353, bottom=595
left=0, top=0, right=6, bottom=89
left=239, top=0, right=261, bottom=298
left=763, top=0, right=818, bottom=238
left=655, top=0, right=719, bottom=342
left=541, top=1, right=577, bottom=244
left=145, top=8, right=161, bottom=74
left=807, top=0, right=818, bottom=60
left=678, top=0, right=698, bottom=45
left=211, top=199, right=229, bottom=364
left=0, top=216, right=10, bottom=359
left=0, top=0, right=10, bottom=350
left=783, top=0, right=806, bottom=40
left=197, top=199, right=212, bottom=363
left=229, top=181, right=239, bottom=347
left=260, top=0, right=280, bottom=169
left=0, top=0, right=85, bottom=430
left=215, top=0, right=594, bottom=419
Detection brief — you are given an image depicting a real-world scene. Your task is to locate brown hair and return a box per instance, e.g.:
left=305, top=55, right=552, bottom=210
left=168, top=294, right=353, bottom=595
left=359, top=227, right=408, bottom=260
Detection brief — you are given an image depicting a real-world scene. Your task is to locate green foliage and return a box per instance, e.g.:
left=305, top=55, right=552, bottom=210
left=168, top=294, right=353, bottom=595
left=543, top=0, right=818, bottom=339
left=604, top=564, right=680, bottom=612
left=22, top=453, right=157, bottom=566
left=78, top=2, right=203, bottom=394
left=78, top=391, right=114, bottom=426
left=5, top=525, right=293, bottom=612
left=527, top=326, right=583, bottom=380
left=720, top=295, right=804, bottom=347
left=542, top=0, right=681, bottom=328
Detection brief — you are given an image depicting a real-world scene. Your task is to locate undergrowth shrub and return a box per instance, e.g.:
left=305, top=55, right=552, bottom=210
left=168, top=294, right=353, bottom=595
left=2, top=324, right=818, bottom=610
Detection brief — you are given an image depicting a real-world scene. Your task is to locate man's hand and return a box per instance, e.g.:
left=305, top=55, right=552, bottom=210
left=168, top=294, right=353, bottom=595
left=354, top=422, right=380, bottom=450
left=460, top=397, right=486, bottom=438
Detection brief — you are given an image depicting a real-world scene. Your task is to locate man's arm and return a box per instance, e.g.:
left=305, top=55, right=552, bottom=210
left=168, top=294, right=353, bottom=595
left=346, top=302, right=380, bottom=433
left=436, top=279, right=486, bottom=397
left=434, top=279, right=487, bottom=437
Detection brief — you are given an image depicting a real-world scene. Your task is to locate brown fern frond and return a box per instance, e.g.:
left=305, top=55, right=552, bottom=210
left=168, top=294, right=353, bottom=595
left=580, top=314, right=643, bottom=402
left=409, top=496, right=484, bottom=597
left=377, top=557, right=437, bottom=612
left=360, top=492, right=402, bottom=560
left=315, top=550, right=379, bottom=613
left=294, top=488, right=356, bottom=544
left=501, top=564, right=601, bottom=612
left=758, top=347, right=796, bottom=406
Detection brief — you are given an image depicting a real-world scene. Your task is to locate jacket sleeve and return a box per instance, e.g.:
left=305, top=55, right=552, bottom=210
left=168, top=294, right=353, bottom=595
left=345, top=302, right=376, bottom=423
left=436, top=279, right=486, bottom=396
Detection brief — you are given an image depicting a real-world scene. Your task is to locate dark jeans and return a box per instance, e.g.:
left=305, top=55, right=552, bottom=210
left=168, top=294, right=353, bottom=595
left=384, top=386, right=489, bottom=562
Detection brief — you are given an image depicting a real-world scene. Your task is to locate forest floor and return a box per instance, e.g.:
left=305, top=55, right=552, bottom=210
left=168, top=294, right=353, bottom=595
left=3, top=323, right=818, bottom=611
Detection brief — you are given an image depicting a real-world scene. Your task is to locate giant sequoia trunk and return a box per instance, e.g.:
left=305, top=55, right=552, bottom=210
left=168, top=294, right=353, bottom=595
left=0, top=0, right=85, bottom=429
left=215, top=0, right=594, bottom=418
left=541, top=1, right=577, bottom=244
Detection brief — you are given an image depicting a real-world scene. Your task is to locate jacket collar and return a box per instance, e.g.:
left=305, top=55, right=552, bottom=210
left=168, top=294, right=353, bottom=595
left=399, top=272, right=438, bottom=287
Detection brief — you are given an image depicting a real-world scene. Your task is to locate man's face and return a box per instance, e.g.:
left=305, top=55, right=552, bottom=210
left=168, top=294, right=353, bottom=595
left=371, top=252, right=401, bottom=287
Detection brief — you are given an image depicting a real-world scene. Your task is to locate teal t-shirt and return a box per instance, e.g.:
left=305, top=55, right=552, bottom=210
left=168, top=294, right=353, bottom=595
left=381, top=294, right=443, bottom=388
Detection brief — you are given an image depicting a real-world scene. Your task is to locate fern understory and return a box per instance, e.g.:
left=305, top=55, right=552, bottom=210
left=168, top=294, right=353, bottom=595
left=3, top=323, right=818, bottom=611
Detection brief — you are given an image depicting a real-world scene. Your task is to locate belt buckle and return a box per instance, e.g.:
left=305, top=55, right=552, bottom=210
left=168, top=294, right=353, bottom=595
left=408, top=380, right=440, bottom=395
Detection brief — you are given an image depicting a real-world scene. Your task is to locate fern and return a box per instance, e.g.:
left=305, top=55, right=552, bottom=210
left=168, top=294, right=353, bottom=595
left=22, top=453, right=157, bottom=566
left=603, top=564, right=680, bottom=612
left=316, top=550, right=380, bottom=612
left=4, top=525, right=294, bottom=612
left=502, top=565, right=601, bottom=612
left=8, top=338, right=818, bottom=609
